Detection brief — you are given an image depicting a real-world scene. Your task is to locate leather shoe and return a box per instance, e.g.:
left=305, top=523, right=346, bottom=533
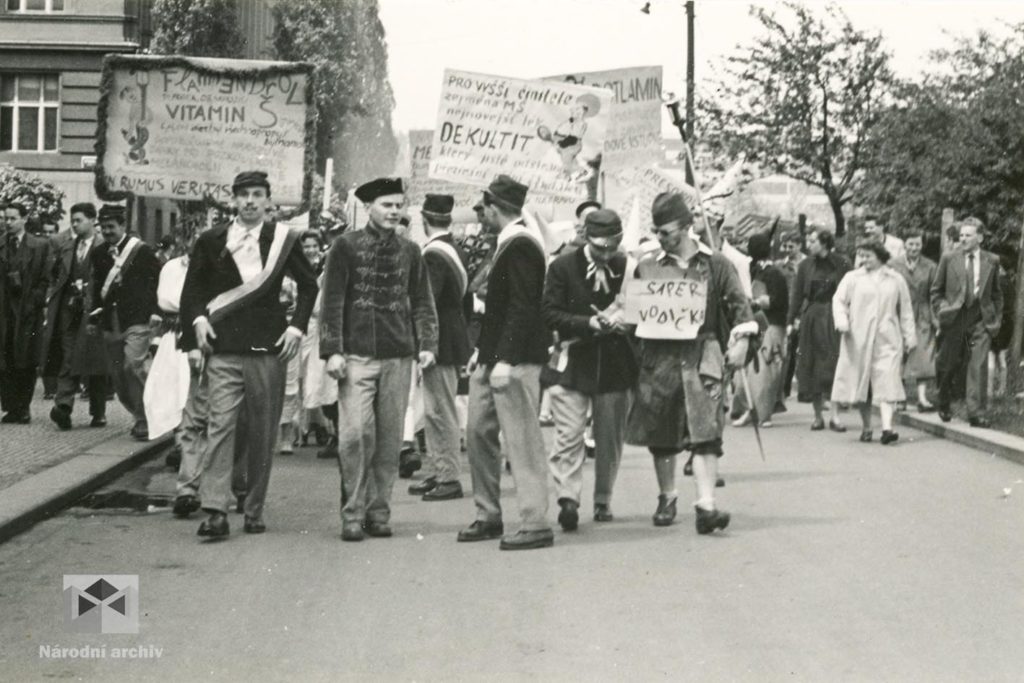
left=695, top=506, right=730, bottom=534
left=90, top=416, right=107, bottom=428
left=557, top=498, right=579, bottom=531
left=593, top=503, right=614, bottom=522
left=810, top=417, right=825, bottom=431
left=880, top=430, right=899, bottom=445
left=457, top=520, right=504, bottom=542
left=938, top=407, right=953, bottom=423
left=408, top=476, right=438, bottom=495
left=499, top=528, right=554, bottom=550
left=398, top=447, right=421, bottom=479
left=197, top=512, right=229, bottom=538
left=968, top=416, right=992, bottom=428
left=243, top=516, right=266, bottom=534
left=172, top=494, right=201, bottom=518
left=422, top=480, right=463, bottom=501
left=50, top=405, right=72, bottom=431
left=859, top=430, right=873, bottom=443
left=917, top=403, right=936, bottom=413
left=363, top=521, right=392, bottom=537
left=341, top=522, right=364, bottom=542
left=3, top=411, right=31, bottom=424
left=653, top=494, right=677, bottom=527
left=130, top=421, right=148, bottom=441
left=716, top=477, right=726, bottom=488
left=828, top=419, right=847, bottom=433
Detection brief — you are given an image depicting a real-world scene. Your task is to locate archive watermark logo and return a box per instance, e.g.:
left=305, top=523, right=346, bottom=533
left=63, top=575, right=139, bottom=634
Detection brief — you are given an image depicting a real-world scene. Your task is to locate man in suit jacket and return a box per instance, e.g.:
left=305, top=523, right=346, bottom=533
left=43, top=202, right=109, bottom=430
left=407, top=193, right=471, bottom=502
left=456, top=175, right=554, bottom=551
left=0, top=202, right=51, bottom=423
left=542, top=208, right=638, bottom=530
left=930, top=217, right=1002, bottom=427
left=90, top=204, right=161, bottom=440
left=181, top=171, right=318, bottom=539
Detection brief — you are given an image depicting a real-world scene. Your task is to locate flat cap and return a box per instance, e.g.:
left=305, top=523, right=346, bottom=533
left=355, top=177, right=405, bottom=203
left=484, top=174, right=528, bottom=212
left=575, top=200, right=601, bottom=219
left=583, top=208, right=623, bottom=247
left=232, top=170, right=271, bottom=194
left=651, top=192, right=693, bottom=229
left=97, top=204, right=126, bottom=222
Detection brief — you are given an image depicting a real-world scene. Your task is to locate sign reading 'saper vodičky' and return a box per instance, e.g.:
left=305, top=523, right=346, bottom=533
left=624, top=277, right=708, bottom=340
left=95, top=55, right=315, bottom=207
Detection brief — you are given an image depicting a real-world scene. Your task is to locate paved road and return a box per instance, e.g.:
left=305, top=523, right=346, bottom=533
left=1, top=404, right=1022, bottom=681
left=0, top=393, right=134, bottom=492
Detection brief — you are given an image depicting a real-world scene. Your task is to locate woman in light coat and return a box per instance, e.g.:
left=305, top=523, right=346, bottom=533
left=832, top=239, right=917, bottom=445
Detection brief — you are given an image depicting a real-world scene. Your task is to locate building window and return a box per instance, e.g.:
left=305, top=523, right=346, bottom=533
left=0, top=74, right=60, bottom=153
left=6, top=0, right=64, bottom=11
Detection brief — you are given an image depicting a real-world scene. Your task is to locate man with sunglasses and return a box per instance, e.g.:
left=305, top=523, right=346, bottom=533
left=542, top=208, right=637, bottom=529
left=626, top=192, right=756, bottom=534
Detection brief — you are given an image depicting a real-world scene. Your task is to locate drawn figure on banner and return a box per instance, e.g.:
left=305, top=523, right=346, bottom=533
left=537, top=92, right=602, bottom=181
left=119, top=71, right=152, bottom=165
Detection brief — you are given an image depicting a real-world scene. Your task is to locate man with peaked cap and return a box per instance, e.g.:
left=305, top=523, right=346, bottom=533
left=457, top=175, right=554, bottom=550
left=321, top=176, right=439, bottom=542
left=89, top=203, right=160, bottom=439
left=407, top=193, right=472, bottom=502
left=543, top=208, right=638, bottom=529
left=181, top=170, right=318, bottom=539
left=625, top=192, right=756, bottom=534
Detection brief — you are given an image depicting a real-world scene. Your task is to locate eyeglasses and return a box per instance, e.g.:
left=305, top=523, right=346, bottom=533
left=653, top=226, right=682, bottom=237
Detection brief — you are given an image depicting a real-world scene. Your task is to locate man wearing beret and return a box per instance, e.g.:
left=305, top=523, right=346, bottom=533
left=626, top=192, right=756, bottom=534
left=407, top=193, right=472, bottom=502
left=89, top=203, right=161, bottom=439
left=181, top=171, right=318, bottom=539
left=543, top=208, right=637, bottom=529
left=457, top=175, right=554, bottom=550
left=321, top=177, right=439, bottom=542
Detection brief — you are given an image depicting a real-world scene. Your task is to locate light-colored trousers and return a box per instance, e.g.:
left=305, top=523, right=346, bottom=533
left=199, top=354, right=284, bottom=518
left=964, top=320, right=991, bottom=417
left=467, top=363, right=550, bottom=531
left=336, top=355, right=413, bottom=524
left=176, top=369, right=208, bottom=497
left=105, top=323, right=151, bottom=423
left=548, top=386, right=628, bottom=506
left=422, top=364, right=461, bottom=482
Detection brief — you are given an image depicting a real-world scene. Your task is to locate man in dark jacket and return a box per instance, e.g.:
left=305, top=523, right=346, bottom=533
left=457, top=175, right=554, bottom=551
left=407, top=194, right=471, bottom=502
left=44, top=202, right=108, bottom=430
left=90, top=204, right=160, bottom=439
left=543, top=208, right=637, bottom=529
left=0, top=202, right=51, bottom=423
left=181, top=171, right=318, bottom=539
left=320, top=177, right=438, bottom=542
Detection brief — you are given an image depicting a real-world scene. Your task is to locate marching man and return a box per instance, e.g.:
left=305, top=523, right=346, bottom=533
left=181, top=171, right=318, bottom=539
left=625, top=192, right=757, bottom=533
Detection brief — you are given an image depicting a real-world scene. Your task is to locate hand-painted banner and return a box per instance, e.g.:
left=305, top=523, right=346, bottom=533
left=96, top=55, right=315, bottom=206
left=408, top=129, right=483, bottom=211
left=544, top=66, right=663, bottom=173
left=623, top=277, right=707, bottom=340
left=429, top=69, right=613, bottom=199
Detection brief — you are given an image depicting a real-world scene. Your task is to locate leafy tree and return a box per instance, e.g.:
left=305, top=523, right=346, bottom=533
left=273, top=0, right=398, bottom=189
left=0, top=166, right=65, bottom=224
left=700, top=2, right=895, bottom=236
left=151, top=0, right=245, bottom=58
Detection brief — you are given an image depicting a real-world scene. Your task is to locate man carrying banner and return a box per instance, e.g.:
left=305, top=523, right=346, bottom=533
left=90, top=204, right=160, bottom=440
left=625, top=192, right=756, bottom=534
left=321, top=177, right=439, bottom=542
left=407, top=193, right=472, bottom=502
left=543, top=208, right=637, bottom=528
left=181, top=171, right=318, bottom=539
left=457, top=175, right=554, bottom=550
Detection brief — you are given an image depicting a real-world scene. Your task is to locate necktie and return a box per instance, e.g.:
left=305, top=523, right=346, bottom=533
left=966, top=252, right=976, bottom=307
left=586, top=260, right=612, bottom=293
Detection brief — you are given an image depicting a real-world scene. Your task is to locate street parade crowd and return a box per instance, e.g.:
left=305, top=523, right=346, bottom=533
left=0, top=169, right=1010, bottom=549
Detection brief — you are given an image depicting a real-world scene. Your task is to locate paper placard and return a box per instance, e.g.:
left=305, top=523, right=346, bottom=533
left=623, top=277, right=707, bottom=340
left=96, top=55, right=314, bottom=206
left=429, top=69, right=613, bottom=199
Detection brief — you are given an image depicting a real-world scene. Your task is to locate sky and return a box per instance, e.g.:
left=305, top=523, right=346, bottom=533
left=378, top=0, right=1024, bottom=134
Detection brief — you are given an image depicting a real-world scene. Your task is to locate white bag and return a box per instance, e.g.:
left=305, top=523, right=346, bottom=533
left=143, top=332, right=191, bottom=440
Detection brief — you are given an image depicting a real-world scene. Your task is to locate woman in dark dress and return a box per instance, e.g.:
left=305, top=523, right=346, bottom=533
left=788, top=229, right=852, bottom=430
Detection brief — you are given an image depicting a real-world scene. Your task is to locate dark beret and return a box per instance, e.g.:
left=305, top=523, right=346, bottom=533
left=584, top=209, right=623, bottom=245
left=232, top=170, right=271, bottom=194
left=651, top=192, right=693, bottom=229
left=747, top=232, right=773, bottom=261
left=484, top=174, right=528, bottom=212
left=97, top=204, right=126, bottom=222
left=355, top=177, right=405, bottom=203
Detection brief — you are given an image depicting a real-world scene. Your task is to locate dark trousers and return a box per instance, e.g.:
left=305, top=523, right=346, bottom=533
left=783, top=329, right=799, bottom=397
left=937, top=304, right=989, bottom=417
left=53, top=312, right=106, bottom=418
left=0, top=366, right=36, bottom=415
